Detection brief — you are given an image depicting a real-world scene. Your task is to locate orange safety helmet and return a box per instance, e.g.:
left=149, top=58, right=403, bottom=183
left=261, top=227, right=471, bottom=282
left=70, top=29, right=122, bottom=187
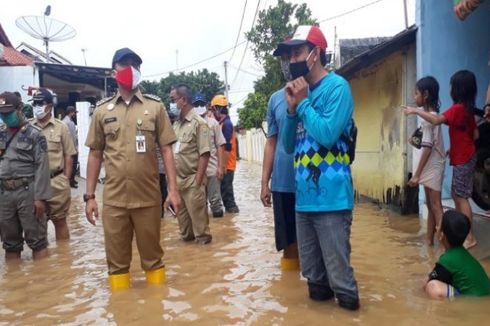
left=211, top=94, right=228, bottom=107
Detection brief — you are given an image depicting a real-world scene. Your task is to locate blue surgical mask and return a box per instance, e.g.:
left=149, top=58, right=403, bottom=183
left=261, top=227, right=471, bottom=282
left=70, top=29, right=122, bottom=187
left=33, top=105, right=49, bottom=120
left=0, top=111, right=20, bottom=128
left=169, top=102, right=181, bottom=118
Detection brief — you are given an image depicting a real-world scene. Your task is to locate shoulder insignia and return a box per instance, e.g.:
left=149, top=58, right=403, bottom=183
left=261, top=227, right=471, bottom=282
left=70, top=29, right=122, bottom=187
left=195, top=115, right=208, bottom=125
left=143, top=94, right=162, bottom=102
left=96, top=95, right=116, bottom=107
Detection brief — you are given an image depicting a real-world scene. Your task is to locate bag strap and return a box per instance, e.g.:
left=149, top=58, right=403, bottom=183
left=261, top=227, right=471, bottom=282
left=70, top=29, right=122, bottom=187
left=0, top=127, right=22, bottom=158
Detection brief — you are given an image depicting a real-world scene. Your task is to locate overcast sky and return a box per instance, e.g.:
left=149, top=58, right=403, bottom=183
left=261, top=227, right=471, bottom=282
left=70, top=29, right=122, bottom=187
left=1, top=0, right=415, bottom=120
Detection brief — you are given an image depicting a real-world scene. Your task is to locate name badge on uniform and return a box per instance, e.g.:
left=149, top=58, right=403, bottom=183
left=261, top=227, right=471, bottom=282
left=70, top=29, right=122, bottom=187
left=135, top=119, right=146, bottom=153
left=136, top=135, right=146, bottom=153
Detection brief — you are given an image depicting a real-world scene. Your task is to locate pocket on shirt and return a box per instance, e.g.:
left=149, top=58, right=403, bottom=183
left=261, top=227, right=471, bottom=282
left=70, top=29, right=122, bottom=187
left=103, top=123, right=120, bottom=139
left=140, top=120, right=155, bottom=132
left=16, top=139, right=33, bottom=162
left=47, top=135, right=61, bottom=152
left=139, top=120, right=156, bottom=151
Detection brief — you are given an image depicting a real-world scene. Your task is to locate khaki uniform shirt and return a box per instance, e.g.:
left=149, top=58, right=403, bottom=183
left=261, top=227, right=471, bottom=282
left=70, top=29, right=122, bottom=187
left=32, top=116, right=77, bottom=173
left=85, top=91, right=176, bottom=208
left=205, top=116, right=225, bottom=176
left=0, top=124, right=51, bottom=200
left=173, top=110, right=211, bottom=189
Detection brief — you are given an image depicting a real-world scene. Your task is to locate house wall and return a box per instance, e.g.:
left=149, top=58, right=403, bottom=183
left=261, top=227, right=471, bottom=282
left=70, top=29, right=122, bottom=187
left=237, top=128, right=266, bottom=163
left=0, top=66, right=39, bottom=102
left=348, top=46, right=417, bottom=212
left=416, top=0, right=490, bottom=202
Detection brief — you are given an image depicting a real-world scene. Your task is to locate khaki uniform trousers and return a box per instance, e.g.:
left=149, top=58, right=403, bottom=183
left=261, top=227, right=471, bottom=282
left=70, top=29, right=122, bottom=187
left=102, top=204, right=164, bottom=275
left=47, top=174, right=71, bottom=221
left=177, top=181, right=212, bottom=243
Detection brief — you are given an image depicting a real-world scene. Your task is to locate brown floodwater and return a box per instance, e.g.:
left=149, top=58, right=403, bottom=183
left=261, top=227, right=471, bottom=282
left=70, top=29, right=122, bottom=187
left=0, top=161, right=489, bottom=325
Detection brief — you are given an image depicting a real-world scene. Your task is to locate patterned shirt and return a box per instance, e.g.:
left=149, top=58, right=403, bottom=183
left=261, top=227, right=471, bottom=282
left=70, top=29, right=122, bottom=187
left=282, top=72, right=354, bottom=212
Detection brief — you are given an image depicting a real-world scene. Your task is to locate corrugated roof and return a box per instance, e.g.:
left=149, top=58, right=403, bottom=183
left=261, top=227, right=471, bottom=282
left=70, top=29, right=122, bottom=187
left=336, top=26, right=417, bottom=80
left=339, top=37, right=392, bottom=65
left=17, top=42, right=72, bottom=64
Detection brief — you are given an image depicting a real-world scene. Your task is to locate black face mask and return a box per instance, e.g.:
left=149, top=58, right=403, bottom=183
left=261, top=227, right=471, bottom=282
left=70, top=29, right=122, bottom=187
left=289, top=49, right=315, bottom=79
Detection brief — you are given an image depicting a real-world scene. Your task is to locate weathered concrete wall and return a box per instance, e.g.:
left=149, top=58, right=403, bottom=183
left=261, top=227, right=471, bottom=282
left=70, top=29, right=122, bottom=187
left=349, top=47, right=416, bottom=212
left=416, top=0, right=490, bottom=214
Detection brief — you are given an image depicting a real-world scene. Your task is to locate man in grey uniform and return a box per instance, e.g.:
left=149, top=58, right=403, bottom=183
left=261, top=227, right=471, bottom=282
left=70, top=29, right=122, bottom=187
left=0, top=92, right=51, bottom=260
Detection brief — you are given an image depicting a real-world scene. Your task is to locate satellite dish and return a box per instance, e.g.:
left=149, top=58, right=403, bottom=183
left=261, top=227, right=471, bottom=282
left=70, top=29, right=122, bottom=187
left=16, top=8, right=76, bottom=63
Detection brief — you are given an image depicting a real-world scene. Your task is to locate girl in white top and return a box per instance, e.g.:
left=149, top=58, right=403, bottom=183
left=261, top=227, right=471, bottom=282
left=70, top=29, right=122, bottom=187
left=407, top=76, right=446, bottom=246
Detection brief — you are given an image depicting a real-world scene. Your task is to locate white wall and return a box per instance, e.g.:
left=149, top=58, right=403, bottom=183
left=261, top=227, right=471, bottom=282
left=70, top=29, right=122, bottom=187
left=76, top=101, right=105, bottom=180
left=76, top=102, right=91, bottom=179
left=237, top=128, right=266, bottom=163
left=0, top=66, right=39, bottom=102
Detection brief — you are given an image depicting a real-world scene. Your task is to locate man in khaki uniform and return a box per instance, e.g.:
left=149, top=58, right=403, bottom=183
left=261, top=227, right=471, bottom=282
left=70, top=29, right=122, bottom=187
left=31, top=88, right=76, bottom=241
left=85, top=48, right=181, bottom=290
left=169, top=85, right=212, bottom=244
left=0, top=92, right=51, bottom=260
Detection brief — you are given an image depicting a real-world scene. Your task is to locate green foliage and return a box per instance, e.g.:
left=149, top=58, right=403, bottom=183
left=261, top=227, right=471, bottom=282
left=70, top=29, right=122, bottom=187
left=140, top=69, right=224, bottom=107
left=245, top=0, right=317, bottom=65
left=238, top=92, right=268, bottom=129
left=238, top=0, right=316, bottom=129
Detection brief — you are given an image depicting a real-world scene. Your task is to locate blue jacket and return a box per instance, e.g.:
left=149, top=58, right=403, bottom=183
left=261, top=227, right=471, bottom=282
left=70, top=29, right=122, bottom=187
left=281, top=72, right=354, bottom=212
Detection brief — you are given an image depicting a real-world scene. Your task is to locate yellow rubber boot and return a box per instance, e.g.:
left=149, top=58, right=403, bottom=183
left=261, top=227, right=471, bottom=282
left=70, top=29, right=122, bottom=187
left=145, top=267, right=166, bottom=285
left=280, top=257, right=300, bottom=271
left=108, top=273, right=130, bottom=290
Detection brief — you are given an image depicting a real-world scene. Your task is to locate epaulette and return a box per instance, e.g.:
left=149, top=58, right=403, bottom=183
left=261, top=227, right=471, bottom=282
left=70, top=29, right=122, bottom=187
left=29, top=124, right=42, bottom=132
left=96, top=95, right=116, bottom=107
left=143, top=94, right=162, bottom=102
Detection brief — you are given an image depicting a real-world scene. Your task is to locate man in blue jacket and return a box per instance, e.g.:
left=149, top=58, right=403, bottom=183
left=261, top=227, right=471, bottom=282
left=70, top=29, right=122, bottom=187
left=279, top=25, right=360, bottom=311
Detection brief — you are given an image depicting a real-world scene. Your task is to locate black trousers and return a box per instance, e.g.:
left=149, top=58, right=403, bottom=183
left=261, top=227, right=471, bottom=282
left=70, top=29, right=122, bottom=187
left=220, top=170, right=238, bottom=210
left=70, top=154, right=78, bottom=184
left=159, top=174, right=167, bottom=217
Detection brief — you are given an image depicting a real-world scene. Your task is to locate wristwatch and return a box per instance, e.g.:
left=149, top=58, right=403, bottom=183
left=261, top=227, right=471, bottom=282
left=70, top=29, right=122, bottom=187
left=83, top=194, right=96, bottom=202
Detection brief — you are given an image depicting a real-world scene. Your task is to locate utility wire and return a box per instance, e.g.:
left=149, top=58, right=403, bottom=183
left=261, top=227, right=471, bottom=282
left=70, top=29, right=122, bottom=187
left=228, top=63, right=262, bottom=77
left=143, top=40, right=247, bottom=78
left=229, top=0, right=248, bottom=62
left=319, top=0, right=385, bottom=23
left=232, top=94, right=249, bottom=107
left=143, top=0, right=386, bottom=80
left=230, top=0, right=261, bottom=87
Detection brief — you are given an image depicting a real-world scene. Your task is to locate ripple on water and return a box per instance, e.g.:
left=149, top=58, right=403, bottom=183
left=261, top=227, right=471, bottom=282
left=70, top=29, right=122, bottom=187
left=0, top=161, right=488, bottom=325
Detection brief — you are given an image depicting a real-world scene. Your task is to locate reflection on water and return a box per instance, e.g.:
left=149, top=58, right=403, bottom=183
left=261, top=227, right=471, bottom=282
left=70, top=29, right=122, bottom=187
left=0, top=162, right=488, bottom=325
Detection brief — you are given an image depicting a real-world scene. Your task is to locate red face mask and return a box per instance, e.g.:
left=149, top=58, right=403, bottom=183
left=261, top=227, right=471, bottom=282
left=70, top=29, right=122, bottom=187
left=115, top=66, right=141, bottom=90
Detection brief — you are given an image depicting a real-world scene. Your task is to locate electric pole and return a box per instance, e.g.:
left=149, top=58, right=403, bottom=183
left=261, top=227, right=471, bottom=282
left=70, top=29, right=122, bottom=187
left=403, top=0, right=408, bottom=29
left=176, top=49, right=179, bottom=70
left=224, top=61, right=229, bottom=99
left=81, top=48, right=87, bottom=66
left=333, top=26, right=337, bottom=69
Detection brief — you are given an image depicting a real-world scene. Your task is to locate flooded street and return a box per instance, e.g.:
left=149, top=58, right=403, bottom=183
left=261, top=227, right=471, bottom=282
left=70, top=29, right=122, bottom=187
left=0, top=161, right=489, bottom=325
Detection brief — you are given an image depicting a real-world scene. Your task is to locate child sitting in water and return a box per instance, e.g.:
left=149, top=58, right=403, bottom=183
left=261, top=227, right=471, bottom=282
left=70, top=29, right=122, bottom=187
left=424, top=210, right=490, bottom=299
